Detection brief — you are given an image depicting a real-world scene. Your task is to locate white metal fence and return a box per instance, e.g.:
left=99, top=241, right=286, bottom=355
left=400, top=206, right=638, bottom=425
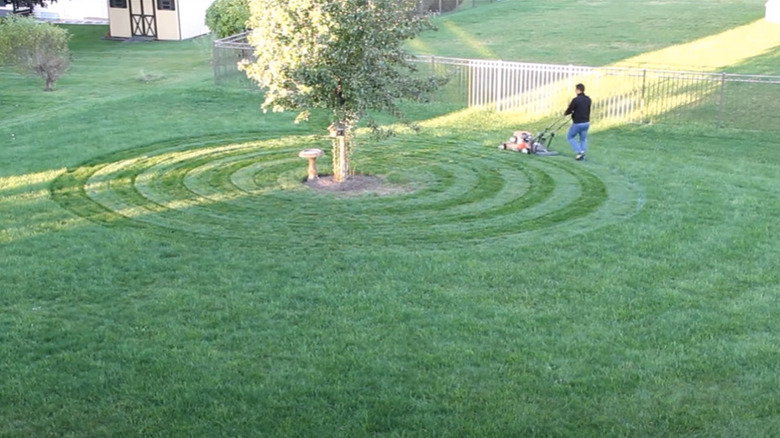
left=212, top=36, right=780, bottom=131
left=413, top=55, right=780, bottom=130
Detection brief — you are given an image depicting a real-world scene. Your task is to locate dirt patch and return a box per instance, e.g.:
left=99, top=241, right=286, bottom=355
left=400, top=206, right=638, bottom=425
left=303, top=174, right=414, bottom=197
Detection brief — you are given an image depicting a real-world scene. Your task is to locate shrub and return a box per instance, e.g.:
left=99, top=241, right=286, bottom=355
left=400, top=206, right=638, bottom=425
left=205, top=0, right=250, bottom=38
left=0, top=15, right=71, bottom=91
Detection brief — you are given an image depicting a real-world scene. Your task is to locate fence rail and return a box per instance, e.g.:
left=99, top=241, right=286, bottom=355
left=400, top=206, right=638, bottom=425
left=212, top=35, right=780, bottom=131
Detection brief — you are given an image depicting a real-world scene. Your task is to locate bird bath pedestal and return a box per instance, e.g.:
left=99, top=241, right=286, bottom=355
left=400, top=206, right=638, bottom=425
left=298, top=148, right=324, bottom=181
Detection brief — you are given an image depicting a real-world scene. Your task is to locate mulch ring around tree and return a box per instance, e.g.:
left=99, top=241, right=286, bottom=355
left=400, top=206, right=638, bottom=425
left=303, top=174, right=414, bottom=197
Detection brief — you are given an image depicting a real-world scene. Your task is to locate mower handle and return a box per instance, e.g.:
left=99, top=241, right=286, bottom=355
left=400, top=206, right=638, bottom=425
left=545, top=115, right=570, bottom=132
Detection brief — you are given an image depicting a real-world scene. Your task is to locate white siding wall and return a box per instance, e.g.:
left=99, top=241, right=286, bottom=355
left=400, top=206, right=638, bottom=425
left=768, top=0, right=780, bottom=24
left=179, top=0, right=216, bottom=40
left=108, top=5, right=131, bottom=38
left=34, top=0, right=108, bottom=20
left=156, top=8, right=180, bottom=40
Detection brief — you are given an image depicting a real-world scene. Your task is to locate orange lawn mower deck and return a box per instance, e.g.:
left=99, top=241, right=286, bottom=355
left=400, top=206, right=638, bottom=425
left=498, top=116, right=569, bottom=156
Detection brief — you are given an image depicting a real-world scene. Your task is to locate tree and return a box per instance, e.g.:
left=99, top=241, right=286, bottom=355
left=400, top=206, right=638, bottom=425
left=240, top=0, right=443, bottom=182
left=206, top=0, right=250, bottom=38
left=0, top=15, right=71, bottom=91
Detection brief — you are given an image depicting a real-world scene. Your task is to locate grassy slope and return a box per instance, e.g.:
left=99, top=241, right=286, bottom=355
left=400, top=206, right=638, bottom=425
left=1, top=5, right=779, bottom=437
left=411, top=0, right=770, bottom=68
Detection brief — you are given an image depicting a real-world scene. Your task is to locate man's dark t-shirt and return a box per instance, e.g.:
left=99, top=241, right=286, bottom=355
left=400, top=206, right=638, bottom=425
left=565, top=94, right=592, bottom=123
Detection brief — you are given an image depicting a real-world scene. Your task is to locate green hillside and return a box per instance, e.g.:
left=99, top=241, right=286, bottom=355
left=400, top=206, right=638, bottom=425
left=411, top=0, right=770, bottom=67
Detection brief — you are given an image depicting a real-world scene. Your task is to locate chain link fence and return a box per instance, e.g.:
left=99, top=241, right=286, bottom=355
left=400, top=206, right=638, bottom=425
left=212, top=31, right=254, bottom=88
left=417, top=0, right=501, bottom=14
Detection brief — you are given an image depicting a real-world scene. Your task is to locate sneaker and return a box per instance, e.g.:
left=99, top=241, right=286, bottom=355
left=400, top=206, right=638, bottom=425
left=575, top=152, right=585, bottom=161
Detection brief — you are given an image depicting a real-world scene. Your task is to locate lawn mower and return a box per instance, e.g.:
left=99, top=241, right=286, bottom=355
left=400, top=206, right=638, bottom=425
left=498, top=116, right=569, bottom=156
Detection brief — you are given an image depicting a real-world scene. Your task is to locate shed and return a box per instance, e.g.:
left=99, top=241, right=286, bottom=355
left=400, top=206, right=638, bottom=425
left=768, top=0, right=780, bottom=24
left=107, top=0, right=215, bottom=40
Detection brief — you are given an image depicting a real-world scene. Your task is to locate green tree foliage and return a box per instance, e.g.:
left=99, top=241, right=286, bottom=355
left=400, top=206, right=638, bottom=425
left=205, top=0, right=250, bottom=38
left=240, top=0, right=443, bottom=181
left=0, top=15, right=71, bottom=91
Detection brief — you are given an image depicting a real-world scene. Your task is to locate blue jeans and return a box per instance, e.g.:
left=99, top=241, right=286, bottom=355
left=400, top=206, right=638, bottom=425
left=567, top=122, right=590, bottom=154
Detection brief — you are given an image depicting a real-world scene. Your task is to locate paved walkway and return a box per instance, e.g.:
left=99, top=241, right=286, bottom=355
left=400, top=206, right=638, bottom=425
left=50, top=18, right=109, bottom=25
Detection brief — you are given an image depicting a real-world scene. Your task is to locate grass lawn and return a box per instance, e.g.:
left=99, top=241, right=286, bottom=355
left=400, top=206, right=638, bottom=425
left=412, top=0, right=771, bottom=68
left=1, top=3, right=780, bottom=437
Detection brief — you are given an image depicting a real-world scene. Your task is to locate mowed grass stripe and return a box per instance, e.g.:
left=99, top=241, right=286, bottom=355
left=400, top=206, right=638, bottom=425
left=62, top=139, right=542, bottom=231
left=51, top=133, right=291, bottom=215
left=51, top=133, right=640, bottom=247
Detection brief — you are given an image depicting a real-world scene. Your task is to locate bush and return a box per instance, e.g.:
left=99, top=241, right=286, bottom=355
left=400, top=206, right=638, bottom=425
left=205, top=0, right=250, bottom=38
left=0, top=16, right=71, bottom=91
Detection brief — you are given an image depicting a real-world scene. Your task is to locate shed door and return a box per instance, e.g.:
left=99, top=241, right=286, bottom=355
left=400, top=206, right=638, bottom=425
left=129, top=0, right=157, bottom=38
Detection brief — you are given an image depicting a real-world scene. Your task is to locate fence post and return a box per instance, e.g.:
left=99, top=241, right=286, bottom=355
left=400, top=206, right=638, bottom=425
left=213, top=42, right=220, bottom=86
left=496, top=61, right=503, bottom=112
left=640, top=69, right=647, bottom=123
left=717, top=72, right=726, bottom=128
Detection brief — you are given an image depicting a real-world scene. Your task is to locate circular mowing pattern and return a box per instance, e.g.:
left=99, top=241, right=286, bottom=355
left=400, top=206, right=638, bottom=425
left=51, top=133, right=644, bottom=249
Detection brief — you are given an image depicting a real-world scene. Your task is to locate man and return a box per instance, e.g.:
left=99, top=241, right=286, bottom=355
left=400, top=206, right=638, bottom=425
left=564, top=83, right=592, bottom=161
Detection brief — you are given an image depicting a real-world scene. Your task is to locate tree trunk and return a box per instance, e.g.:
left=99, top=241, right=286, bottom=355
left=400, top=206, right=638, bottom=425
left=332, top=134, right=349, bottom=182
left=330, top=121, right=352, bottom=183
